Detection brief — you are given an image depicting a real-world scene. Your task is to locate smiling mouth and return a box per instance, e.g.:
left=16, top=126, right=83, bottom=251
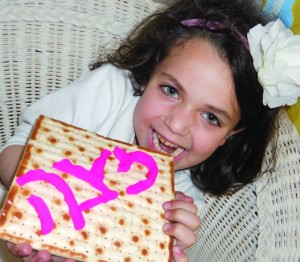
left=152, top=132, right=185, bottom=157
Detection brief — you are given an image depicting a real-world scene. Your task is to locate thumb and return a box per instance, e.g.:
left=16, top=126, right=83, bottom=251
left=6, top=241, right=32, bottom=257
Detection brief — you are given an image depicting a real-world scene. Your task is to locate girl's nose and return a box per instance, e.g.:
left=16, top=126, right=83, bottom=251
left=164, top=107, right=193, bottom=136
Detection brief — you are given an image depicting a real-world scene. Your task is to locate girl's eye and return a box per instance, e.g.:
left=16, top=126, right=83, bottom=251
left=161, top=85, right=179, bottom=98
left=203, top=113, right=220, bottom=126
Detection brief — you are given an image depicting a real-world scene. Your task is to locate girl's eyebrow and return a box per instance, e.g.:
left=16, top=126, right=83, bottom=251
left=205, top=104, right=232, bottom=122
left=160, top=73, right=186, bottom=94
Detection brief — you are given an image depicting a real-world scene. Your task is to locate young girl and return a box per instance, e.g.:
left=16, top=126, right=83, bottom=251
left=1, top=0, right=299, bottom=261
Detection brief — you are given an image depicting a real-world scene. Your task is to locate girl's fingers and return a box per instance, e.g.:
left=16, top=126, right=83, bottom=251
left=6, top=242, right=54, bottom=262
left=163, top=199, right=198, bottom=214
left=172, top=245, right=189, bottom=262
left=6, top=242, right=32, bottom=257
left=163, top=222, right=197, bottom=249
left=165, top=208, right=200, bottom=231
left=174, top=191, right=194, bottom=203
left=23, top=250, right=52, bottom=262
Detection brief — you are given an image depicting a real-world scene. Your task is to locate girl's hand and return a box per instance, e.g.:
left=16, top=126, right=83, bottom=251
left=163, top=191, right=201, bottom=262
left=6, top=242, right=75, bottom=262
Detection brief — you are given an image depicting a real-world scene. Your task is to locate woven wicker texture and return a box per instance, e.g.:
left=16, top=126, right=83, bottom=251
left=0, top=0, right=300, bottom=262
left=0, top=0, right=165, bottom=148
left=255, top=111, right=300, bottom=261
left=185, top=111, right=300, bottom=261
left=186, top=183, right=259, bottom=261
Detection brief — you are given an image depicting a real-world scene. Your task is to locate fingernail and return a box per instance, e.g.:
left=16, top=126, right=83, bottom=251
left=163, top=223, right=171, bottom=232
left=173, top=245, right=182, bottom=254
left=163, top=201, right=170, bottom=210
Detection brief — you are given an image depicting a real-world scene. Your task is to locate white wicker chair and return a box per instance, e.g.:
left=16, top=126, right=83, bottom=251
left=0, top=1, right=299, bottom=262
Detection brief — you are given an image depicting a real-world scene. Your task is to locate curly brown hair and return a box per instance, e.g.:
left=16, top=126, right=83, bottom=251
left=91, top=0, right=280, bottom=195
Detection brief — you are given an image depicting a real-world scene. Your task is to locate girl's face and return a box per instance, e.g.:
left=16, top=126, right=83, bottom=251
left=133, top=38, right=241, bottom=171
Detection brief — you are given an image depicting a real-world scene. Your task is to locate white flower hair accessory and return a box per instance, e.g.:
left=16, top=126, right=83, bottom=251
left=247, top=19, right=300, bottom=108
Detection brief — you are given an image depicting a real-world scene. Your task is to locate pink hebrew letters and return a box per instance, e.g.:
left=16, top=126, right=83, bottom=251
left=16, top=146, right=159, bottom=235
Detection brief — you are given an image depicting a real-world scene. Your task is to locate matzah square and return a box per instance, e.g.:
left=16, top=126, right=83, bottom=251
left=0, top=115, right=174, bottom=261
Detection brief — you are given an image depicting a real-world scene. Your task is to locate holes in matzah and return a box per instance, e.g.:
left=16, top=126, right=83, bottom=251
left=160, top=186, right=166, bottom=193
left=127, top=202, right=134, bottom=208
left=80, top=231, right=88, bottom=240
left=136, top=164, right=143, bottom=171
left=142, top=218, right=149, bottom=225
left=131, top=235, right=139, bottom=243
left=62, top=173, right=69, bottom=179
left=96, top=247, right=103, bottom=255
left=48, top=137, right=58, bottom=144
left=36, top=148, right=43, bottom=154
left=144, top=229, right=151, bottom=236
left=114, top=240, right=122, bottom=249
left=108, top=155, right=114, bottom=161
left=74, top=185, right=83, bottom=192
left=141, top=248, right=149, bottom=256
left=68, top=136, right=75, bottom=142
left=63, top=213, right=71, bottom=222
left=159, top=242, right=166, bottom=249
left=109, top=180, right=118, bottom=187
left=110, top=206, right=117, bottom=212
left=78, top=146, right=85, bottom=152
left=64, top=150, right=72, bottom=157
left=146, top=198, right=153, bottom=204
left=118, top=218, right=125, bottom=226
left=21, top=189, right=31, bottom=197
left=32, top=163, right=40, bottom=169
left=12, top=210, right=22, bottom=220
left=99, top=225, right=107, bottom=235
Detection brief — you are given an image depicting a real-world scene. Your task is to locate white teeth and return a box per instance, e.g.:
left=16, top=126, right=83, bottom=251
left=173, top=147, right=184, bottom=157
left=153, top=132, right=160, bottom=150
left=153, top=132, right=184, bottom=157
left=157, top=134, right=175, bottom=147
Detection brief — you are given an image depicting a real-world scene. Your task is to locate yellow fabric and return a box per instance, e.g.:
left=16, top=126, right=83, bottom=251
left=291, top=1, right=300, bottom=33
left=289, top=1, right=300, bottom=135
left=287, top=101, right=300, bottom=134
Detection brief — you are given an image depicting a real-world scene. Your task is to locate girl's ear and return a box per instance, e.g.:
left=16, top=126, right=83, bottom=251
left=219, top=128, right=244, bottom=146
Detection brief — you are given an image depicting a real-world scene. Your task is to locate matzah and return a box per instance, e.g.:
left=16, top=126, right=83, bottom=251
left=0, top=115, right=174, bottom=261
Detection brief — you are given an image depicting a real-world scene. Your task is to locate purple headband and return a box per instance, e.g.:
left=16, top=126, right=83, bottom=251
left=181, top=19, right=249, bottom=49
